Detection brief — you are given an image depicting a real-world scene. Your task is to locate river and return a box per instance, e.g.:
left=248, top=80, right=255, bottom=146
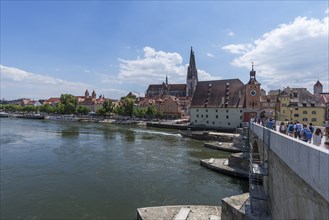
left=0, top=117, right=248, bottom=219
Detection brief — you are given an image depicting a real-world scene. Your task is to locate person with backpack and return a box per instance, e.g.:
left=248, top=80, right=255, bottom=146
left=266, top=118, right=275, bottom=130
left=300, top=124, right=312, bottom=143
left=309, top=123, right=315, bottom=134
left=294, top=121, right=302, bottom=139
left=287, top=121, right=294, bottom=137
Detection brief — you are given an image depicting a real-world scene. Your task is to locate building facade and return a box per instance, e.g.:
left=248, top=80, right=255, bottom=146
left=278, top=87, right=325, bottom=126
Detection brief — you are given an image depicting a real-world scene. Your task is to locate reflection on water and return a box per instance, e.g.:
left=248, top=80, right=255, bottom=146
left=0, top=118, right=248, bottom=219
left=61, top=127, right=80, bottom=138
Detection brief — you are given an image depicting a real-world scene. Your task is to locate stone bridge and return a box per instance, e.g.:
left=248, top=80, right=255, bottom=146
left=248, top=122, right=329, bottom=219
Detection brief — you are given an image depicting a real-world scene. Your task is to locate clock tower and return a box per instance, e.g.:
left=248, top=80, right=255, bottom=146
left=245, top=63, right=261, bottom=120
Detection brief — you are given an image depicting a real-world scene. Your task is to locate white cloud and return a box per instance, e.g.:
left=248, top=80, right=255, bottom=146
left=224, top=29, right=235, bottom=37
left=117, top=46, right=215, bottom=85
left=206, top=53, right=214, bottom=58
left=223, top=14, right=329, bottom=92
left=0, top=65, right=90, bottom=99
left=222, top=44, right=253, bottom=54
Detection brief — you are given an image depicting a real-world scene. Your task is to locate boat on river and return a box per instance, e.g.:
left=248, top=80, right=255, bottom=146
left=0, top=112, right=9, bottom=117
left=46, top=115, right=81, bottom=122
left=16, top=114, right=45, bottom=119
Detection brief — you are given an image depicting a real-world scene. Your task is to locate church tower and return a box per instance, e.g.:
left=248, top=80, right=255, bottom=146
left=186, top=47, right=198, bottom=97
left=245, top=63, right=261, bottom=112
left=314, top=80, right=323, bottom=94
left=85, top=89, right=90, bottom=98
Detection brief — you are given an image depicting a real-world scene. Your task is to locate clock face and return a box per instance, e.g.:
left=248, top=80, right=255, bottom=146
left=250, top=90, right=257, bottom=96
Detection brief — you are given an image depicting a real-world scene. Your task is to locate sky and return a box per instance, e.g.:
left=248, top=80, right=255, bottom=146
left=1, top=1, right=328, bottom=100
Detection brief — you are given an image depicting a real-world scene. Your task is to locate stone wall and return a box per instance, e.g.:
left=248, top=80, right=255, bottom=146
left=250, top=123, right=329, bottom=219
left=268, top=150, right=329, bottom=219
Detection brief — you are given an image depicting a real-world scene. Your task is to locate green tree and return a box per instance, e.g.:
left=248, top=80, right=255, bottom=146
left=55, top=102, right=65, bottom=114
left=60, top=94, right=78, bottom=114
left=22, top=105, right=36, bottom=113
left=77, top=105, right=90, bottom=115
left=146, top=104, right=157, bottom=118
left=40, top=104, right=55, bottom=114
left=102, top=99, right=113, bottom=114
left=120, top=97, right=135, bottom=116
left=2, top=104, right=20, bottom=112
left=97, top=107, right=106, bottom=116
left=133, top=108, right=146, bottom=118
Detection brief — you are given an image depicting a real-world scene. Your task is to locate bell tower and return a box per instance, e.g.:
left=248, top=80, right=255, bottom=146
left=245, top=63, right=261, bottom=111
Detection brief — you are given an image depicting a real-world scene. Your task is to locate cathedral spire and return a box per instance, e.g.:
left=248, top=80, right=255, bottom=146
left=187, top=47, right=198, bottom=81
left=186, top=47, right=198, bottom=97
left=166, top=74, right=168, bottom=85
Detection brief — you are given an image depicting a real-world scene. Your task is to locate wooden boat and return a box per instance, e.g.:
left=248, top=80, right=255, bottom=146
left=16, top=114, right=45, bottom=119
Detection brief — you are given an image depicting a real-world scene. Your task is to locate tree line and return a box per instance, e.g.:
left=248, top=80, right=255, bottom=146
left=0, top=94, right=162, bottom=118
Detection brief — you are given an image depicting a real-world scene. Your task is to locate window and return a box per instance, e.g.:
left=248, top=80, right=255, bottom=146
left=302, top=118, right=308, bottom=122
left=226, top=110, right=228, bottom=113
left=294, top=114, right=299, bottom=117
left=207, top=121, right=209, bottom=124
left=216, top=110, right=218, bottom=113
left=240, top=110, right=243, bottom=113
left=283, top=110, right=286, bottom=114
left=197, top=109, right=199, bottom=112
left=197, top=114, right=199, bottom=118
left=311, top=118, right=317, bottom=122
left=212, top=122, right=215, bottom=125
left=195, top=120, right=197, bottom=123
left=226, top=115, right=229, bottom=119
left=206, top=109, right=208, bottom=112
left=216, top=115, right=218, bottom=118
left=312, top=111, right=316, bottom=114
left=201, top=115, right=203, bottom=118
left=206, top=115, right=208, bottom=118
left=228, top=122, right=231, bottom=126
left=303, top=111, right=307, bottom=114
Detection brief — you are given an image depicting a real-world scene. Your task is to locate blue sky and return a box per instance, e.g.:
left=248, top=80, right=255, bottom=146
left=1, top=1, right=328, bottom=100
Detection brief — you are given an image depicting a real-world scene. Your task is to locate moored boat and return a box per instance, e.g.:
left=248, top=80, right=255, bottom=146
left=46, top=115, right=80, bottom=122
left=16, top=114, right=45, bottom=119
left=0, top=112, right=9, bottom=117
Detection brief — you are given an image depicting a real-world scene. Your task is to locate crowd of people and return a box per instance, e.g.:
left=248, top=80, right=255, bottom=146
left=257, top=118, right=329, bottom=149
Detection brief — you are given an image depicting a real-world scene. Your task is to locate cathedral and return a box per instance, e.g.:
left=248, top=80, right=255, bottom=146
left=145, top=47, right=198, bottom=98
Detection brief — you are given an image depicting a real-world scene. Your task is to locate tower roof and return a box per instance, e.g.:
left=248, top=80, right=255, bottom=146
left=247, top=63, right=260, bottom=85
left=314, top=80, right=323, bottom=86
left=187, top=47, right=198, bottom=80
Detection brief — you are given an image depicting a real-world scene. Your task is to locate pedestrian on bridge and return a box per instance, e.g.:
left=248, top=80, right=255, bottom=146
left=312, top=128, right=323, bottom=146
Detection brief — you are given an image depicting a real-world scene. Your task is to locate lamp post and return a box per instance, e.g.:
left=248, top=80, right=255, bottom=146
left=289, top=108, right=293, bottom=121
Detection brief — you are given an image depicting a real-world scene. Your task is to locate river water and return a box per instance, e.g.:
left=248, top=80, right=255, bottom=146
left=0, top=118, right=248, bottom=219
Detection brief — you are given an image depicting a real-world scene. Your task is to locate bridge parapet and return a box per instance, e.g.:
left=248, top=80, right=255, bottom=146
left=250, top=122, right=329, bottom=203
